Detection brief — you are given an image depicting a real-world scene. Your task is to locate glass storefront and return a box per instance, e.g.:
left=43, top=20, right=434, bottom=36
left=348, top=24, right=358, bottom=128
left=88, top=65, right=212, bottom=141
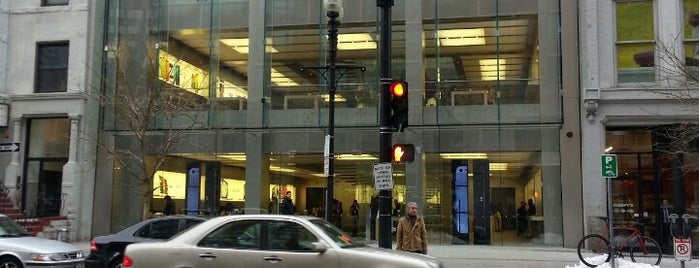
left=102, top=0, right=564, bottom=246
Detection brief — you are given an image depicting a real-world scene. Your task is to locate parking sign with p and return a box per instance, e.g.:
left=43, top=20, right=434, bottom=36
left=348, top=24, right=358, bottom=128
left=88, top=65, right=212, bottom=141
left=601, top=154, right=618, bottom=178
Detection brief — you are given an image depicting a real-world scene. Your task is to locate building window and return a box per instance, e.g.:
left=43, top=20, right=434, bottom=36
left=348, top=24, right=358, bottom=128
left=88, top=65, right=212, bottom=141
left=41, top=0, right=68, bottom=6
left=685, top=0, right=699, bottom=70
left=616, top=0, right=655, bottom=83
left=35, top=42, right=69, bottom=93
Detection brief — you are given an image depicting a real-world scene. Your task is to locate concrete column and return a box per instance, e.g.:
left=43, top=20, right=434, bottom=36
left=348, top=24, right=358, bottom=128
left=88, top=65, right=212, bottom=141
left=405, top=131, right=424, bottom=213
left=541, top=129, right=563, bottom=246
left=244, top=132, right=269, bottom=214
left=62, top=115, right=81, bottom=240
left=657, top=0, right=683, bottom=86
left=246, top=0, right=266, bottom=128
left=560, top=0, right=583, bottom=248
left=4, top=117, right=22, bottom=203
left=405, top=0, right=424, bottom=126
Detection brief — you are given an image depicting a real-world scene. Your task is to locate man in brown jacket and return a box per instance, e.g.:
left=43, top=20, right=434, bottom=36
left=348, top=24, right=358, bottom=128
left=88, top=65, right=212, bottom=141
left=396, top=201, right=428, bottom=254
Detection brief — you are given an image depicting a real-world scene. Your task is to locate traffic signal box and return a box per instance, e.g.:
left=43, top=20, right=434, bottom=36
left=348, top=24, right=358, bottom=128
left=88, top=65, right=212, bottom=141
left=391, top=144, right=415, bottom=163
left=389, top=80, right=408, bottom=132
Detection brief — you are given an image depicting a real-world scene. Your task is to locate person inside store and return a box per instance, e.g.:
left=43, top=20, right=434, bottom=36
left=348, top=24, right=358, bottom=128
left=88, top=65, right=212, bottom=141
left=163, top=195, right=176, bottom=215
left=516, top=201, right=528, bottom=237
left=350, top=200, right=360, bottom=236
left=396, top=202, right=428, bottom=254
left=281, top=191, right=295, bottom=215
left=527, top=198, right=537, bottom=237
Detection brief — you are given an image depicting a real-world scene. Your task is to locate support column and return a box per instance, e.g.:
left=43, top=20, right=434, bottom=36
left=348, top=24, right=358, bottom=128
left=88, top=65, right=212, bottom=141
left=62, top=115, right=81, bottom=241
left=244, top=132, right=269, bottom=214
left=4, top=117, right=22, bottom=204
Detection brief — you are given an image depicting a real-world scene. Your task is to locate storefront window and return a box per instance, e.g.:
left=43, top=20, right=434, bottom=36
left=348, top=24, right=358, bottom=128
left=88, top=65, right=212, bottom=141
left=684, top=0, right=699, bottom=75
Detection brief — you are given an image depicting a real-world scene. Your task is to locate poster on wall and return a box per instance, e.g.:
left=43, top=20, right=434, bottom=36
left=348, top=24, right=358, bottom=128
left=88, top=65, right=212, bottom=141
left=152, top=171, right=186, bottom=199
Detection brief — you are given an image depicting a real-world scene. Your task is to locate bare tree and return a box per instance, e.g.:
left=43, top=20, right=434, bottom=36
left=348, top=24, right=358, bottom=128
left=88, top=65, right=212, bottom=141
left=95, top=45, right=209, bottom=220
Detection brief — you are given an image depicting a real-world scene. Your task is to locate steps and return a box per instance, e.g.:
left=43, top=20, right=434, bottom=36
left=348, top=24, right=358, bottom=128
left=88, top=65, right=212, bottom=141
left=0, top=190, right=66, bottom=237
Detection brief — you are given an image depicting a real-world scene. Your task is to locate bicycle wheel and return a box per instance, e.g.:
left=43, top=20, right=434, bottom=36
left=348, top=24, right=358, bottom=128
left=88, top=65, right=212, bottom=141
left=629, top=236, right=662, bottom=265
left=577, top=234, right=611, bottom=267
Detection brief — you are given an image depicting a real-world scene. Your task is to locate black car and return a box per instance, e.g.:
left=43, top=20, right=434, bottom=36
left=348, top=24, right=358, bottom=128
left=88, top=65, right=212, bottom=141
left=85, top=215, right=206, bottom=268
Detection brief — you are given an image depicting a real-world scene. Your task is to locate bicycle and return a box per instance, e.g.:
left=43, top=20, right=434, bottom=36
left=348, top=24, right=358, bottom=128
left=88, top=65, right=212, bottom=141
left=576, top=217, right=662, bottom=267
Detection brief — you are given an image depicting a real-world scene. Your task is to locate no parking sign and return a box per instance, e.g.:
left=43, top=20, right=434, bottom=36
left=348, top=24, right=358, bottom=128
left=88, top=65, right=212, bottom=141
left=675, top=237, right=692, bottom=261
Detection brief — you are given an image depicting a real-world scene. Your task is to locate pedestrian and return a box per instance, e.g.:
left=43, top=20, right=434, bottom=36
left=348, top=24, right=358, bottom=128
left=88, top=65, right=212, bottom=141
left=516, top=201, right=528, bottom=237
left=281, top=191, right=295, bottom=215
left=350, top=200, right=360, bottom=236
left=396, top=202, right=427, bottom=254
left=527, top=198, right=536, bottom=237
left=163, top=195, right=176, bottom=215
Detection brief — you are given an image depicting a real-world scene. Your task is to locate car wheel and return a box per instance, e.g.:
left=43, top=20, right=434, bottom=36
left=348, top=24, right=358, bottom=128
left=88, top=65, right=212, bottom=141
left=0, top=257, right=22, bottom=268
left=109, top=259, right=123, bottom=268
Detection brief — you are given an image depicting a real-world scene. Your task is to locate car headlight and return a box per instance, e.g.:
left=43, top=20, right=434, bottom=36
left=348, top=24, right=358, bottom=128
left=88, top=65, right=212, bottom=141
left=30, top=253, right=65, bottom=261
left=29, top=251, right=83, bottom=262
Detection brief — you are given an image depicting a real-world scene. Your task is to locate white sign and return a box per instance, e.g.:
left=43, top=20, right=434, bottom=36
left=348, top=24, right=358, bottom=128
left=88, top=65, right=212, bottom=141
left=373, top=163, right=393, bottom=191
left=323, top=135, right=330, bottom=177
left=675, top=237, right=692, bottom=261
left=0, top=143, right=19, bottom=153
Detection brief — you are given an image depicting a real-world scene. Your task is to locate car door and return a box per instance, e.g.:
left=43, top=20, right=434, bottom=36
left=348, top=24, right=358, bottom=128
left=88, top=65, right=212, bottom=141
left=252, top=220, right=340, bottom=268
left=190, top=220, right=265, bottom=268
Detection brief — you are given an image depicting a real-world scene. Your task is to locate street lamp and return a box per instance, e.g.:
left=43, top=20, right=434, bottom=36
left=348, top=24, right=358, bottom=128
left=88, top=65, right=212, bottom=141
left=323, top=0, right=343, bottom=223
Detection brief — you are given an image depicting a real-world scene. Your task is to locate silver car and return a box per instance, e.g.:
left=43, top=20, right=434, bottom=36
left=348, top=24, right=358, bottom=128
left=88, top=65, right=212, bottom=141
left=123, top=214, right=442, bottom=268
left=0, top=214, right=85, bottom=268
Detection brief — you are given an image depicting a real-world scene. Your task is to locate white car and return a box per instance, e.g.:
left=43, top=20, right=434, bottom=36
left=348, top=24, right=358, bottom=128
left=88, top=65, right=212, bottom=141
left=124, top=214, right=442, bottom=268
left=0, top=214, right=85, bottom=268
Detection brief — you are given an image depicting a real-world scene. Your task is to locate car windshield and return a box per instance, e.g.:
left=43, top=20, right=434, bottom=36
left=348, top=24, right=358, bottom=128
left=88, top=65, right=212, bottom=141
left=308, top=219, right=364, bottom=248
left=0, top=217, right=31, bottom=237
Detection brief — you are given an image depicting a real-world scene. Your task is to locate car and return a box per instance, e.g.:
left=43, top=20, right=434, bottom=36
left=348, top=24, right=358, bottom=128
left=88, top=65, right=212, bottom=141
left=85, top=215, right=206, bottom=268
left=123, top=214, right=443, bottom=268
left=0, top=213, right=85, bottom=268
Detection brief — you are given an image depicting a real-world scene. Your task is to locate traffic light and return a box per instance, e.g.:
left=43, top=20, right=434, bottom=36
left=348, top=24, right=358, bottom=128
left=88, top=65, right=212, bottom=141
left=391, top=144, right=415, bottom=163
left=389, top=80, right=408, bottom=132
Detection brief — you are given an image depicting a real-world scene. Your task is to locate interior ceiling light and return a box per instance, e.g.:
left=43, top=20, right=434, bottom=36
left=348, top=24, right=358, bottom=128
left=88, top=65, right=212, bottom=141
left=271, top=68, right=299, bottom=86
left=605, top=146, right=614, bottom=153
left=335, top=154, right=378, bottom=160
left=218, top=154, right=247, bottom=161
left=439, top=153, right=488, bottom=159
left=479, top=59, right=507, bottom=81
left=489, top=163, right=508, bottom=171
left=220, top=38, right=279, bottom=54
left=438, top=28, right=486, bottom=47
left=336, top=33, right=376, bottom=50
left=269, top=165, right=296, bottom=173
left=322, top=94, right=346, bottom=102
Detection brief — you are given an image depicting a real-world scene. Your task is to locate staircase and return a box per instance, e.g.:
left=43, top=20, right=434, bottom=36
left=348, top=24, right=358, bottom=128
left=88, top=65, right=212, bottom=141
left=0, top=188, right=67, bottom=237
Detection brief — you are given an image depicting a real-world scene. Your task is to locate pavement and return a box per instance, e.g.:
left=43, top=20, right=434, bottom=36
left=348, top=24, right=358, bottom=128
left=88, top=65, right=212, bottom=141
left=70, top=240, right=694, bottom=268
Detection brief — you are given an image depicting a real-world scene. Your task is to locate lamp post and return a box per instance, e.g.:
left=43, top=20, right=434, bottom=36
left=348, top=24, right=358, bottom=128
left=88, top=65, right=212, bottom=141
left=324, top=0, right=342, bottom=223
left=303, top=0, right=363, bottom=224
left=377, top=0, right=393, bottom=249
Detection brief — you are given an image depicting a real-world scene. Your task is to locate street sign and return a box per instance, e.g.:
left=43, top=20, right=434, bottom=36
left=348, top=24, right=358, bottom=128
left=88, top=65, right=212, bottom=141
left=601, top=154, right=618, bottom=178
left=373, top=163, right=393, bottom=191
left=674, top=237, right=692, bottom=261
left=0, top=143, right=19, bottom=153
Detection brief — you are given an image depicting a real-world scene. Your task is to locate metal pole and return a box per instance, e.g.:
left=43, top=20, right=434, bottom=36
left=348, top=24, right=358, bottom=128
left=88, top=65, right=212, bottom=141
left=325, top=10, right=339, bottom=223
left=377, top=0, right=393, bottom=249
left=607, top=177, right=616, bottom=268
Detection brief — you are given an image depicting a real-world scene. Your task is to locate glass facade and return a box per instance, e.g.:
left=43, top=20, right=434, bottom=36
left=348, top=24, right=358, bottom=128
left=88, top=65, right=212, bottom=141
left=102, top=0, right=564, bottom=246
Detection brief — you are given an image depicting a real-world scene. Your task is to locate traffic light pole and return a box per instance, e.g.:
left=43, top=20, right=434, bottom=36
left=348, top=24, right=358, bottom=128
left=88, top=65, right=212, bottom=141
left=377, top=0, right=393, bottom=249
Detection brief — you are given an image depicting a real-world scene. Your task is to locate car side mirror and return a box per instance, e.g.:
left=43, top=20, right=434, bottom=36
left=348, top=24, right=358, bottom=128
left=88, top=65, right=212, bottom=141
left=310, top=241, right=328, bottom=253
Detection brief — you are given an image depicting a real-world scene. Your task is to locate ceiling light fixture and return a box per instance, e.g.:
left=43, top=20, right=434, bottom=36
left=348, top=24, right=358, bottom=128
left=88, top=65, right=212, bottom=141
left=438, top=28, right=486, bottom=47
left=269, top=165, right=296, bottom=173
left=480, top=59, right=507, bottom=81
left=439, top=153, right=488, bottom=159
left=220, top=38, right=279, bottom=54
left=336, top=33, right=376, bottom=50
left=335, top=154, right=378, bottom=160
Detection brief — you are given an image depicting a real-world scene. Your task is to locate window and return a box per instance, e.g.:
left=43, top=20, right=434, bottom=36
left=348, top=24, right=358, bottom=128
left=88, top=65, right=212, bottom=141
left=267, top=221, right=317, bottom=251
left=684, top=0, right=699, bottom=70
left=35, top=42, right=69, bottom=93
left=136, top=219, right=180, bottom=240
left=42, top=0, right=68, bottom=6
left=198, top=220, right=262, bottom=249
left=616, top=0, right=655, bottom=83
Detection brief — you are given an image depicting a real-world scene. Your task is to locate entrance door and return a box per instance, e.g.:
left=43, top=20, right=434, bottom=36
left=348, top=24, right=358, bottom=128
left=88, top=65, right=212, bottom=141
left=23, top=160, right=66, bottom=217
